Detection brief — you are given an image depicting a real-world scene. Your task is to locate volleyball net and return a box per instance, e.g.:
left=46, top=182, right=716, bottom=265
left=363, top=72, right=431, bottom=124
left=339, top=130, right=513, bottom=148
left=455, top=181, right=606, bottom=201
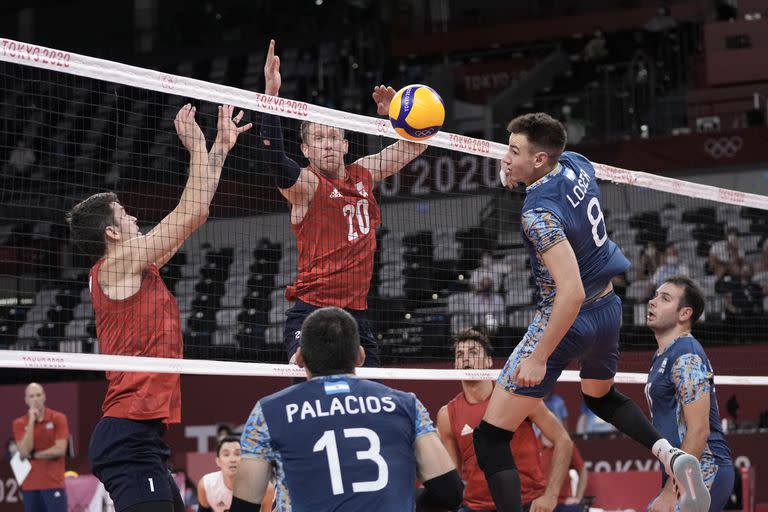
left=1, top=38, right=767, bottom=383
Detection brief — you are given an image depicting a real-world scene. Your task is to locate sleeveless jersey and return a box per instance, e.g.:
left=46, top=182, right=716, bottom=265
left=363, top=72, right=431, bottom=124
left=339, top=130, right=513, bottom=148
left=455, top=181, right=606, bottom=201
left=89, top=259, right=182, bottom=423
left=646, top=335, right=732, bottom=486
left=447, top=391, right=546, bottom=508
left=202, top=471, right=233, bottom=512
left=285, top=163, right=381, bottom=310
left=521, top=151, right=630, bottom=314
left=241, top=375, right=435, bottom=511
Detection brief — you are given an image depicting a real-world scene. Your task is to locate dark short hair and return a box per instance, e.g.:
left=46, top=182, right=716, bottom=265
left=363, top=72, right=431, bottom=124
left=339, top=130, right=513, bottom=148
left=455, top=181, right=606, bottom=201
left=65, top=192, right=119, bottom=261
left=507, top=113, right=567, bottom=161
left=216, top=435, right=241, bottom=457
left=300, top=307, right=359, bottom=375
left=453, top=329, right=493, bottom=357
left=663, top=275, right=705, bottom=325
left=299, top=121, right=345, bottom=144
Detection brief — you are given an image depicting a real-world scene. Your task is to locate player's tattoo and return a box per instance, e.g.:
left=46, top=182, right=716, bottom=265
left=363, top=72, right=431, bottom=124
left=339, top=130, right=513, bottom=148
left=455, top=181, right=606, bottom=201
left=208, top=150, right=225, bottom=172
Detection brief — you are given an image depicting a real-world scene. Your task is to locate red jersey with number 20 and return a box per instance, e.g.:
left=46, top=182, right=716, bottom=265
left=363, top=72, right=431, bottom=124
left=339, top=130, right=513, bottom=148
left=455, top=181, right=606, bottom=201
left=286, top=163, right=380, bottom=310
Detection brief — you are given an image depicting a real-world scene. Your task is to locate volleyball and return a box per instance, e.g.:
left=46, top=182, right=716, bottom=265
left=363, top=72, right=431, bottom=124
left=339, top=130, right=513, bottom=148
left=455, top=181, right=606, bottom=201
left=388, top=84, right=445, bottom=141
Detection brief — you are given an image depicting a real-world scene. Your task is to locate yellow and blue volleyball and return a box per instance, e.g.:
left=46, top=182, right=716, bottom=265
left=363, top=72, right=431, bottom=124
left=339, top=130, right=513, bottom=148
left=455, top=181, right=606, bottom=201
left=388, top=84, right=445, bottom=141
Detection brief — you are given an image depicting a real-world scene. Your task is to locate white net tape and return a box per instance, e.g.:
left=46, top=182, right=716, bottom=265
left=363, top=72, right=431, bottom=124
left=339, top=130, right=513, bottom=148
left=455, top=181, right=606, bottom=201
left=1, top=38, right=767, bottom=384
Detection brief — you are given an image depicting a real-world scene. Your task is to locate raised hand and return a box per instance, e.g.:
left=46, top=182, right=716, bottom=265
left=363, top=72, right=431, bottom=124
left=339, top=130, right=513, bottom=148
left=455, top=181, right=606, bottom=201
left=372, top=85, right=397, bottom=116
left=213, top=104, right=253, bottom=154
left=264, top=39, right=282, bottom=96
left=174, top=104, right=206, bottom=154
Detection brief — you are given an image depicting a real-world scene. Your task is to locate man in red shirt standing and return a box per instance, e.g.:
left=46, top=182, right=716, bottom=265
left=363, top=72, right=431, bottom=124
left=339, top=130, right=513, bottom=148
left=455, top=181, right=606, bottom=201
left=66, top=104, right=250, bottom=512
left=12, top=383, right=69, bottom=512
left=437, top=330, right=581, bottom=512
left=257, top=40, right=428, bottom=367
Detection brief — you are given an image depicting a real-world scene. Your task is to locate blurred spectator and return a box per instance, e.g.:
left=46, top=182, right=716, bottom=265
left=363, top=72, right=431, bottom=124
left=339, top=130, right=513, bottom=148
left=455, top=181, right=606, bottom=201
left=576, top=402, right=616, bottom=434
left=638, top=242, right=662, bottom=280
left=8, top=140, right=36, bottom=173
left=216, top=424, right=233, bottom=441
left=646, top=243, right=690, bottom=297
left=468, top=276, right=505, bottom=334
left=709, top=228, right=745, bottom=278
left=561, top=105, right=586, bottom=144
left=721, top=263, right=764, bottom=336
left=583, top=28, right=608, bottom=62
left=751, top=240, right=768, bottom=275
left=544, top=391, right=569, bottom=427
left=470, top=250, right=502, bottom=292
left=643, top=6, right=678, bottom=32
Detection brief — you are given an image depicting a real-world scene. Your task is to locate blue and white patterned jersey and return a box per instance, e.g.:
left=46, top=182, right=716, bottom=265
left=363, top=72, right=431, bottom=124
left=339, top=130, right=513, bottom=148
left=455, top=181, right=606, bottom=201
left=521, top=151, right=630, bottom=317
left=645, top=335, right=732, bottom=487
left=241, top=375, right=436, bottom=511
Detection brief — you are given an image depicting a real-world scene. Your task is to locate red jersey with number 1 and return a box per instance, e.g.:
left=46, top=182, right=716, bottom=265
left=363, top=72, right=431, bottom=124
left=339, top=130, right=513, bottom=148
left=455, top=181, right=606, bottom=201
left=89, top=259, right=182, bottom=423
left=286, top=163, right=380, bottom=310
left=447, top=390, right=546, bottom=509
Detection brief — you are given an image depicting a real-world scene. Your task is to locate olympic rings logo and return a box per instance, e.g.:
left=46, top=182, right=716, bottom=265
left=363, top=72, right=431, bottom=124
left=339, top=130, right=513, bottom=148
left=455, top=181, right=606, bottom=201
left=160, top=74, right=178, bottom=90
left=704, top=136, right=743, bottom=159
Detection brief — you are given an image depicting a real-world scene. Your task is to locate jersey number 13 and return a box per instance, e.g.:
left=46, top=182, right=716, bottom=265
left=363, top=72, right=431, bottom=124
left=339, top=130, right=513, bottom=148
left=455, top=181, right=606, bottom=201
left=313, top=428, right=388, bottom=495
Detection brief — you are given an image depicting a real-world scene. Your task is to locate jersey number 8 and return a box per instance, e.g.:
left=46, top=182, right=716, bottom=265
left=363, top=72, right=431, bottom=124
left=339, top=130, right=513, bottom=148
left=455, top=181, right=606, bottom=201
left=587, top=197, right=608, bottom=247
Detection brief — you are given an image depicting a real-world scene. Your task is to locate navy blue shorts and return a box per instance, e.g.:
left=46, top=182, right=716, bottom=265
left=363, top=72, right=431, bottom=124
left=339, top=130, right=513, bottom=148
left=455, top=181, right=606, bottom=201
left=89, top=417, right=181, bottom=511
left=498, top=293, right=622, bottom=398
left=284, top=299, right=381, bottom=367
left=708, top=464, right=735, bottom=512
left=21, top=489, right=67, bottom=512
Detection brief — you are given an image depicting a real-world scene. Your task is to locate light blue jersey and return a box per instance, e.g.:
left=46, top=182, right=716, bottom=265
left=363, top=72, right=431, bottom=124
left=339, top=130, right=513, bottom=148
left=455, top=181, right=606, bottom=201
left=241, top=375, right=435, bottom=511
left=645, top=335, right=733, bottom=488
left=521, top=151, right=630, bottom=314
left=499, top=151, right=630, bottom=397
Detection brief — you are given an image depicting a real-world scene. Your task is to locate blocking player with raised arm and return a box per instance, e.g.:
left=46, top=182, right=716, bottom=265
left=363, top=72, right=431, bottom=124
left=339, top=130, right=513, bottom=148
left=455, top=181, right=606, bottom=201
left=472, top=113, right=709, bottom=512
left=66, top=104, right=251, bottom=512
left=646, top=277, right=734, bottom=512
left=231, top=307, right=464, bottom=512
left=256, top=39, right=427, bottom=367
left=436, top=330, right=578, bottom=512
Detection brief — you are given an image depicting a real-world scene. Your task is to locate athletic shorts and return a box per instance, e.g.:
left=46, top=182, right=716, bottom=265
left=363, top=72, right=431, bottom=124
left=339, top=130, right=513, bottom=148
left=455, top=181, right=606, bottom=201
left=89, top=417, right=181, bottom=511
left=498, top=292, right=622, bottom=398
left=283, top=299, right=381, bottom=367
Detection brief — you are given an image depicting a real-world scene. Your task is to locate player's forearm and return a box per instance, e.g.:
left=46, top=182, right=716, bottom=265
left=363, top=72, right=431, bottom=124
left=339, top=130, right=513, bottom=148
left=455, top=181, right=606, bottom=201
left=533, top=291, right=583, bottom=360
left=177, top=144, right=225, bottom=222
left=679, top=424, right=709, bottom=460
left=574, top=468, right=588, bottom=499
left=257, top=113, right=301, bottom=189
left=544, top=436, right=573, bottom=499
left=32, top=444, right=66, bottom=460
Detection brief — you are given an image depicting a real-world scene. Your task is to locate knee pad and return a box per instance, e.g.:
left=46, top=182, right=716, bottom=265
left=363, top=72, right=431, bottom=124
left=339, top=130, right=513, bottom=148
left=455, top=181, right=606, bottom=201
left=472, top=420, right=517, bottom=476
left=583, top=385, right=631, bottom=423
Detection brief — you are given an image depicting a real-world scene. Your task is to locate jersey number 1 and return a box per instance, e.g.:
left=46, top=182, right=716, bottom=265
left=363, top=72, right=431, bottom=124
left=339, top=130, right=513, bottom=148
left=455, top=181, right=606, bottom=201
left=313, top=428, right=389, bottom=495
left=343, top=199, right=371, bottom=241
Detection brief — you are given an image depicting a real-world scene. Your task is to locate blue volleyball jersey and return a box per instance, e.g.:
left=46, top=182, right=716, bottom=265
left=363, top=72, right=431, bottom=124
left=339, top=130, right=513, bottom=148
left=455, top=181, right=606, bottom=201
left=241, top=375, right=436, bottom=511
left=645, top=335, right=732, bottom=487
left=521, top=151, right=630, bottom=314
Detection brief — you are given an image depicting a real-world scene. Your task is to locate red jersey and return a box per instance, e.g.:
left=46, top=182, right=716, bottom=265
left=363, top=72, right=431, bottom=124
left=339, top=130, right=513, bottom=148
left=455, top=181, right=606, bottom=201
left=447, top=391, right=546, bottom=509
left=285, top=163, right=380, bottom=310
left=541, top=443, right=585, bottom=502
left=12, top=408, right=68, bottom=490
left=90, top=259, right=182, bottom=423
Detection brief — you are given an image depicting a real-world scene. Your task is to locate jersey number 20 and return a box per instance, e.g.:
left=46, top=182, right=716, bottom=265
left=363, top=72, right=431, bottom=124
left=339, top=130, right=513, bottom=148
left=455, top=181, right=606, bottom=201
left=343, top=199, right=371, bottom=242
left=587, top=197, right=608, bottom=247
left=313, top=428, right=388, bottom=495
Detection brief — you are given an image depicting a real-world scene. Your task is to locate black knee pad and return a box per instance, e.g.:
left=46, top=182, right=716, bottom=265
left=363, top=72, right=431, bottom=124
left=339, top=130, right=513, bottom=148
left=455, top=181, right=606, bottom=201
left=472, top=420, right=517, bottom=476
left=583, top=385, right=631, bottom=424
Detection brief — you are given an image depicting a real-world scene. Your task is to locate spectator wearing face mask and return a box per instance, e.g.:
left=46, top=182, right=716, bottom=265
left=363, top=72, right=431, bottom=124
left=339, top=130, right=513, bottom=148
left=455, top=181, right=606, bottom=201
left=646, top=244, right=690, bottom=299
left=709, top=228, right=745, bottom=278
